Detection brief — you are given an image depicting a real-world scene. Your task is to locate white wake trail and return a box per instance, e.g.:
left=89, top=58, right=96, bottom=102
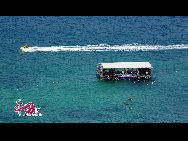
left=20, top=44, right=188, bottom=52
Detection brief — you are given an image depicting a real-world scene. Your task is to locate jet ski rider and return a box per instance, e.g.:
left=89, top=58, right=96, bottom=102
left=24, top=44, right=28, bottom=48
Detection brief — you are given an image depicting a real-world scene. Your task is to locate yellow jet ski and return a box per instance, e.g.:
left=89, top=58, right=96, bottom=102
left=20, top=46, right=30, bottom=49
left=20, top=44, right=30, bottom=49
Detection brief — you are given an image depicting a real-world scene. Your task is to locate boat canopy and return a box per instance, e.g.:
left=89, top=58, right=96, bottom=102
left=98, top=62, right=152, bottom=69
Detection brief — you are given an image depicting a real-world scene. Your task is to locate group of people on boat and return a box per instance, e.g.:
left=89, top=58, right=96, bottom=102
left=97, top=68, right=140, bottom=76
left=97, top=67, right=151, bottom=76
left=97, top=62, right=152, bottom=80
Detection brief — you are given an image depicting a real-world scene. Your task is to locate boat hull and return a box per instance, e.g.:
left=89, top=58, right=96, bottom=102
left=96, top=73, right=151, bottom=80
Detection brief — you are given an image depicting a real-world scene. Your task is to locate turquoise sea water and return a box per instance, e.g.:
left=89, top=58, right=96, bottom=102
left=0, top=16, right=188, bottom=123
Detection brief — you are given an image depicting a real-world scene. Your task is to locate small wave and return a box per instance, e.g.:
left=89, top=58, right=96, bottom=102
left=20, top=44, right=188, bottom=52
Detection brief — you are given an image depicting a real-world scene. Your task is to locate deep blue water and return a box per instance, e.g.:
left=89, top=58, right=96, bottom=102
left=0, top=16, right=188, bottom=123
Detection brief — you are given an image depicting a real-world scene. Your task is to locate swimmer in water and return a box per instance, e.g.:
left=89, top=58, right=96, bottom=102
left=152, top=80, right=155, bottom=84
left=128, top=98, right=132, bottom=100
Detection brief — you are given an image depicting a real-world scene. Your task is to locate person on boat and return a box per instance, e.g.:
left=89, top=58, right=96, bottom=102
left=24, top=44, right=28, bottom=48
left=97, top=68, right=99, bottom=73
left=137, top=69, right=140, bottom=76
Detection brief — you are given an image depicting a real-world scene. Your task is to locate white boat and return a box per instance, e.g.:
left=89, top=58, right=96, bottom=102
left=96, top=62, right=152, bottom=80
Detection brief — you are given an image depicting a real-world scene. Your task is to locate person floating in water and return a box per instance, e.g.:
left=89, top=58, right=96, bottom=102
left=124, top=102, right=129, bottom=105
left=24, top=44, right=28, bottom=49
left=152, top=80, right=156, bottom=84
left=128, top=98, right=132, bottom=100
